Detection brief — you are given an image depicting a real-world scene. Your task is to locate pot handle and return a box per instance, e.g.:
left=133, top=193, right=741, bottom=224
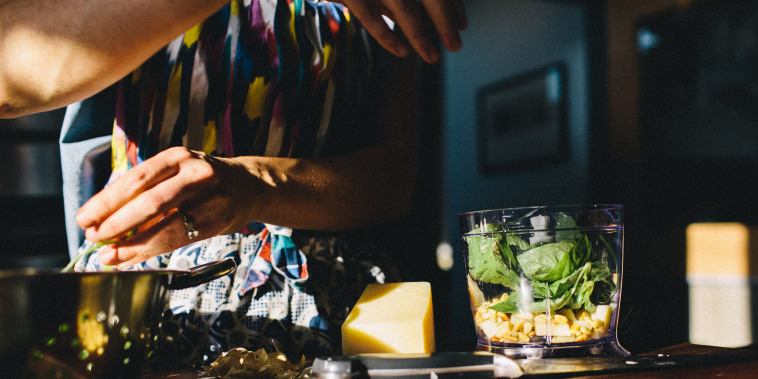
left=168, top=258, right=237, bottom=290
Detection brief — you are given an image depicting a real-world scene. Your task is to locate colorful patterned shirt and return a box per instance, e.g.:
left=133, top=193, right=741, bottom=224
left=68, top=0, right=396, bottom=369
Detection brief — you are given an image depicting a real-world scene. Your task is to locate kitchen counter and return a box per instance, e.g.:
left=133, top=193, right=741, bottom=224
left=563, top=342, right=758, bottom=378
left=142, top=343, right=758, bottom=378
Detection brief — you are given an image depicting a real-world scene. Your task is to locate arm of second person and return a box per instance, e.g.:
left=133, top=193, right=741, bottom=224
left=0, top=0, right=229, bottom=118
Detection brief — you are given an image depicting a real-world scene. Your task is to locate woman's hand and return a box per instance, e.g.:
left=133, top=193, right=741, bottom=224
left=75, top=147, right=257, bottom=268
left=337, top=0, right=467, bottom=63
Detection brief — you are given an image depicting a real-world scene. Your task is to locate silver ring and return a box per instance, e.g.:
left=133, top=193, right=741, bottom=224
left=179, top=210, right=199, bottom=240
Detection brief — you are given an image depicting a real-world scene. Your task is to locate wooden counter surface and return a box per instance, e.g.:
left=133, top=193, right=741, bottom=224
left=559, top=343, right=758, bottom=378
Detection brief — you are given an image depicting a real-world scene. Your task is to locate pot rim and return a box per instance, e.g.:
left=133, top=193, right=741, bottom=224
left=0, top=257, right=237, bottom=289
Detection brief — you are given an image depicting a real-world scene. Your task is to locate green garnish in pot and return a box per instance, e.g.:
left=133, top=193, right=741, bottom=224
left=61, top=226, right=143, bottom=272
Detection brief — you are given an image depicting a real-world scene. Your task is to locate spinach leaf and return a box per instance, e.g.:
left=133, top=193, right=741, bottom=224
left=497, top=234, right=529, bottom=272
left=571, top=234, right=593, bottom=268
left=567, top=278, right=595, bottom=311
left=465, top=224, right=521, bottom=287
left=482, top=219, right=620, bottom=315
left=506, top=234, right=531, bottom=251
left=490, top=292, right=520, bottom=313
left=555, top=213, right=583, bottom=241
left=492, top=262, right=598, bottom=314
left=588, top=261, right=616, bottom=306
left=496, top=284, right=573, bottom=314
left=565, top=261, right=616, bottom=312
left=516, top=239, right=577, bottom=281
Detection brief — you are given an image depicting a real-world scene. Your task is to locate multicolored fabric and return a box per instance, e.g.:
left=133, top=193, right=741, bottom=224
left=74, top=0, right=396, bottom=370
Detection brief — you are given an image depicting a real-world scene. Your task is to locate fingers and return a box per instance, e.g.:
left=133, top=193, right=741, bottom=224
left=98, top=209, right=190, bottom=267
left=342, top=0, right=468, bottom=63
left=420, top=0, right=466, bottom=52
left=83, top=171, right=194, bottom=242
left=99, top=201, right=215, bottom=267
left=76, top=147, right=214, bottom=243
left=75, top=148, right=183, bottom=230
left=383, top=0, right=440, bottom=63
left=343, top=1, right=412, bottom=58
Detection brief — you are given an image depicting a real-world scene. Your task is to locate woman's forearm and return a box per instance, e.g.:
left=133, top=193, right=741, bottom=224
left=0, top=0, right=229, bottom=118
left=231, top=146, right=417, bottom=231
left=232, top=55, right=420, bottom=231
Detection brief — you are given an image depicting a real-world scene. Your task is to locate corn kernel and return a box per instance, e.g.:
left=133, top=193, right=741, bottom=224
left=499, top=293, right=509, bottom=302
left=580, top=326, right=592, bottom=335
left=575, top=333, right=589, bottom=342
left=570, top=323, right=581, bottom=332
left=534, top=314, right=548, bottom=324
left=554, top=314, right=569, bottom=324
left=514, top=320, right=525, bottom=333
left=576, top=309, right=590, bottom=320
left=519, top=332, right=530, bottom=343
left=558, top=309, right=577, bottom=322
left=592, top=319, right=605, bottom=329
left=502, top=335, right=518, bottom=342
left=488, top=310, right=498, bottom=321
left=523, top=321, right=533, bottom=335
left=497, top=312, right=509, bottom=322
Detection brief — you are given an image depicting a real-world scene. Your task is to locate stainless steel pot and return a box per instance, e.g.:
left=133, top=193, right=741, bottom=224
left=0, top=258, right=236, bottom=378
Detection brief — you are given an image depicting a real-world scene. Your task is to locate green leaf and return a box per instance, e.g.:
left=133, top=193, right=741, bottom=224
left=506, top=234, right=531, bottom=251
left=516, top=240, right=577, bottom=281
left=495, top=262, right=595, bottom=313
left=555, top=213, right=583, bottom=241
left=571, top=235, right=593, bottom=267
left=485, top=224, right=620, bottom=316
left=573, top=280, right=597, bottom=312
left=531, top=262, right=592, bottom=312
left=61, top=239, right=119, bottom=273
left=465, top=224, right=521, bottom=287
left=497, top=234, right=529, bottom=272
left=548, top=263, right=586, bottom=298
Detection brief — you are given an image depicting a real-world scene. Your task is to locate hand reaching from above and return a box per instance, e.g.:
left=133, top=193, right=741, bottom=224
left=337, top=0, right=467, bottom=63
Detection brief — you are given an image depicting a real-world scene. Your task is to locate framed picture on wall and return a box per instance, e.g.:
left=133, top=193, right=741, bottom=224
left=477, top=62, right=568, bottom=174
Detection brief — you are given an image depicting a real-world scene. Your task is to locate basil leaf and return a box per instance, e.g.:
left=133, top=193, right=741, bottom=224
left=555, top=213, right=583, bottom=241
left=490, top=292, right=521, bottom=313
left=465, top=224, right=521, bottom=287
left=497, top=234, right=528, bottom=272
left=516, top=240, right=577, bottom=281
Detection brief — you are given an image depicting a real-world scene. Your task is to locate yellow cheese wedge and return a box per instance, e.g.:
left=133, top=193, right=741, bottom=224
left=341, top=282, right=435, bottom=355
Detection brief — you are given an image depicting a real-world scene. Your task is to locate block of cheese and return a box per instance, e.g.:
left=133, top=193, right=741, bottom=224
left=341, top=282, right=435, bottom=355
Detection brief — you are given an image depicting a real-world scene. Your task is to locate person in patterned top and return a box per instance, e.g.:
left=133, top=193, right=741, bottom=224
left=0, top=0, right=466, bottom=370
